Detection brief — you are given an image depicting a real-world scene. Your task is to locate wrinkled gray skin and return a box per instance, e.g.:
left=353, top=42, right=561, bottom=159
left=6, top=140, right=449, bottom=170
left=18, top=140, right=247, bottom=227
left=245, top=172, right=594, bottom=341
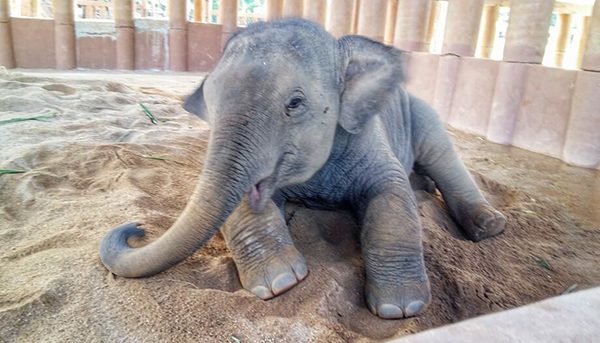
left=100, top=19, right=505, bottom=319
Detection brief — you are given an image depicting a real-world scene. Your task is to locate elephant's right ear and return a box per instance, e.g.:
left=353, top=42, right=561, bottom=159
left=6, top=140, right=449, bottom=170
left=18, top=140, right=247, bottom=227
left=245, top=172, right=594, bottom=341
left=183, top=77, right=209, bottom=122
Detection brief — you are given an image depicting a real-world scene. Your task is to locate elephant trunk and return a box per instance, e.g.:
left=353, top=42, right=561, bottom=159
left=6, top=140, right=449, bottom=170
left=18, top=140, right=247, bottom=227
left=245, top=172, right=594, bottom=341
left=100, top=126, right=261, bottom=278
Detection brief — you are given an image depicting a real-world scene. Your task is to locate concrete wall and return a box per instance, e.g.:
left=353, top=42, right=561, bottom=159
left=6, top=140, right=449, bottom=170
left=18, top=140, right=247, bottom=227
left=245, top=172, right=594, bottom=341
left=5, top=16, right=220, bottom=72
left=75, top=20, right=116, bottom=69
left=392, top=287, right=600, bottom=343
left=10, top=18, right=55, bottom=68
left=187, top=23, right=222, bottom=72
left=405, top=52, right=600, bottom=170
left=134, top=19, right=168, bottom=70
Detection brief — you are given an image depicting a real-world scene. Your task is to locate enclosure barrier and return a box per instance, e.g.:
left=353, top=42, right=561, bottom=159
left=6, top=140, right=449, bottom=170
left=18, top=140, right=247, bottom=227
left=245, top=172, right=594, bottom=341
left=390, top=286, right=600, bottom=342
left=0, top=0, right=598, bottom=170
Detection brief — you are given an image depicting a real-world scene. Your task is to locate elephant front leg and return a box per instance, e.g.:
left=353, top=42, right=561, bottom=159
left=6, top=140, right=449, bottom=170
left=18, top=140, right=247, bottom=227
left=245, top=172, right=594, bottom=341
left=360, top=183, right=431, bottom=319
left=222, top=199, right=308, bottom=300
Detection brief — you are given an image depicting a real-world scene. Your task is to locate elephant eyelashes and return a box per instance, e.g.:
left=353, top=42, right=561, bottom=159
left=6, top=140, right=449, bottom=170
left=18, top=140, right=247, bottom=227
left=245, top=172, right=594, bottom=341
left=284, top=91, right=307, bottom=118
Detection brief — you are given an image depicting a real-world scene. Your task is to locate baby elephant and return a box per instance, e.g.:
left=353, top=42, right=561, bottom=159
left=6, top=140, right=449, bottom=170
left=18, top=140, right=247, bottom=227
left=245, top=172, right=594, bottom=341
left=100, top=19, right=505, bottom=319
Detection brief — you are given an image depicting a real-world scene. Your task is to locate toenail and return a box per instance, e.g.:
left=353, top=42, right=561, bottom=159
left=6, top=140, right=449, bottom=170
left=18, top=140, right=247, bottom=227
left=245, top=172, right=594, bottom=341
left=271, top=273, right=296, bottom=295
left=251, top=285, right=273, bottom=300
left=378, top=304, right=404, bottom=319
left=404, top=301, right=425, bottom=317
left=292, top=263, right=308, bottom=280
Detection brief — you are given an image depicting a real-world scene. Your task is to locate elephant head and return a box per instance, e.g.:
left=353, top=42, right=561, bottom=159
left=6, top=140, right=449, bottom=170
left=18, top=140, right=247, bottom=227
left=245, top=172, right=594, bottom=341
left=100, top=19, right=405, bottom=277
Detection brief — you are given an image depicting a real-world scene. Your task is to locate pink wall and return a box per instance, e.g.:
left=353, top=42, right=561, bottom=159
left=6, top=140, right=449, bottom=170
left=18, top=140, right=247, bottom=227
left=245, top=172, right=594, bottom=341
left=448, top=57, right=499, bottom=136
left=75, top=21, right=117, bottom=69
left=77, top=35, right=116, bottom=69
left=563, top=71, right=600, bottom=168
left=188, top=23, right=223, bottom=72
left=6, top=18, right=222, bottom=72
left=405, top=52, right=600, bottom=170
left=135, top=19, right=168, bottom=70
left=405, top=52, right=438, bottom=104
left=511, top=66, right=577, bottom=159
left=10, top=18, right=55, bottom=68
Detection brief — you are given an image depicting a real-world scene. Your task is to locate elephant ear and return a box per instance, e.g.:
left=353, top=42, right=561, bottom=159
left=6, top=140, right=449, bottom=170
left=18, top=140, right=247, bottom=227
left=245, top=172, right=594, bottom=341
left=183, top=77, right=209, bottom=123
left=337, top=36, right=405, bottom=134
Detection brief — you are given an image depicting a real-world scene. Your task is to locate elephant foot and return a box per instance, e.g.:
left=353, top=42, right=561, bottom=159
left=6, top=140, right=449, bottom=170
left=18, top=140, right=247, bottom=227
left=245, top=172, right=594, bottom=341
left=459, top=203, right=506, bottom=242
left=365, top=276, right=431, bottom=319
left=236, top=245, right=308, bottom=300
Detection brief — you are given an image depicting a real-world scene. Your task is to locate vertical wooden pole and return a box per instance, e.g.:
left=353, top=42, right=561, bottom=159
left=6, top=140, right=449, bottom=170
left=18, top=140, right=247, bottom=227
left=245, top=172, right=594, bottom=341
left=32, top=0, right=39, bottom=17
left=384, top=0, right=398, bottom=45
left=356, top=0, right=387, bottom=42
left=477, top=4, right=499, bottom=58
left=219, top=0, right=237, bottom=45
left=503, top=0, right=555, bottom=63
left=194, top=0, right=202, bottom=22
left=169, top=0, right=187, bottom=71
left=115, top=0, right=135, bottom=69
left=327, top=0, right=355, bottom=37
left=577, top=16, right=590, bottom=68
left=581, top=0, right=600, bottom=71
left=303, top=0, right=325, bottom=26
left=442, top=0, right=485, bottom=56
left=266, top=0, right=283, bottom=21
left=52, top=0, right=76, bottom=69
left=393, top=0, right=432, bottom=51
left=555, top=13, right=572, bottom=67
left=0, top=0, right=15, bottom=68
left=282, top=0, right=303, bottom=18
left=424, top=0, right=440, bottom=52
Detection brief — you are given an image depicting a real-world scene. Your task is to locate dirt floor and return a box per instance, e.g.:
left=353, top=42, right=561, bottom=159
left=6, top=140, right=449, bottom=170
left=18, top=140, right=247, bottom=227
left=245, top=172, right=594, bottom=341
left=0, top=70, right=599, bottom=343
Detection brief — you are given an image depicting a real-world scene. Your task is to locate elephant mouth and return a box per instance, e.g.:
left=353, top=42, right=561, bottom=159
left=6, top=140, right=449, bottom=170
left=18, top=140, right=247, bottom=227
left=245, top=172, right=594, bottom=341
left=248, top=175, right=276, bottom=213
left=247, top=152, right=291, bottom=213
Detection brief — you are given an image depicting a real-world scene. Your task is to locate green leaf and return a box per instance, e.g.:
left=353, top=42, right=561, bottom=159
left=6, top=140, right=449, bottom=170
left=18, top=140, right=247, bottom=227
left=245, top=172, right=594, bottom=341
left=142, top=155, right=169, bottom=161
left=0, top=169, right=27, bottom=175
left=534, top=256, right=553, bottom=271
left=231, top=336, right=241, bottom=343
left=0, top=114, right=55, bottom=125
left=139, top=103, right=158, bottom=124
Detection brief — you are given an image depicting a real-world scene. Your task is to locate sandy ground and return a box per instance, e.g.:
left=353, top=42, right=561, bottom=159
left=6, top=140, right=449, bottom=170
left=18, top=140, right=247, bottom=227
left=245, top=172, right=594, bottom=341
left=0, top=70, right=599, bottom=343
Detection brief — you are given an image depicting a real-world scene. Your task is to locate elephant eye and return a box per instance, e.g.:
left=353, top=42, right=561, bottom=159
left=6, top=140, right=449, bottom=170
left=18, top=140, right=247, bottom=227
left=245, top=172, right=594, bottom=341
left=287, top=97, right=303, bottom=109
left=285, top=91, right=306, bottom=117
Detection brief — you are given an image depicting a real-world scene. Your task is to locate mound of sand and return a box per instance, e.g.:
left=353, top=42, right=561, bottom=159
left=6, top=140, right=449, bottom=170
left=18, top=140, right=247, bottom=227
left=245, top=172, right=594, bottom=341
left=1, top=70, right=599, bottom=342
